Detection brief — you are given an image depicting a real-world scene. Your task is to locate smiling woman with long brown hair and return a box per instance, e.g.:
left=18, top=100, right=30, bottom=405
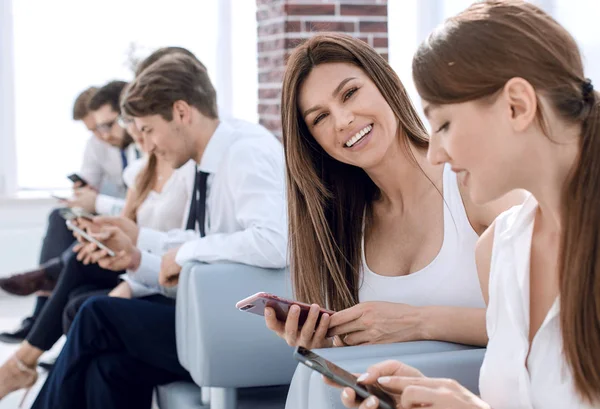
left=263, top=32, right=524, bottom=351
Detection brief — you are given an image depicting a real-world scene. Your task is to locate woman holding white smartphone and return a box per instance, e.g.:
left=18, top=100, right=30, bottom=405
left=336, top=1, right=600, bottom=408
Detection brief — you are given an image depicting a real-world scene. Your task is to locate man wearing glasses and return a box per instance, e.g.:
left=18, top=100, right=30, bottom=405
left=0, top=81, right=139, bottom=346
left=72, top=80, right=139, bottom=216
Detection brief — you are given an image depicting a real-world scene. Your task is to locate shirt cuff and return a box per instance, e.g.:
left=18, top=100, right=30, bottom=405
left=175, top=240, right=199, bottom=266
left=95, top=194, right=125, bottom=216
left=120, top=276, right=161, bottom=298
left=137, top=227, right=167, bottom=254
left=127, top=251, right=161, bottom=288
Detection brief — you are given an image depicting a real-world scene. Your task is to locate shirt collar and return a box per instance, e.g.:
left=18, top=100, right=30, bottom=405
left=197, top=120, right=235, bottom=174
left=501, top=193, right=538, bottom=239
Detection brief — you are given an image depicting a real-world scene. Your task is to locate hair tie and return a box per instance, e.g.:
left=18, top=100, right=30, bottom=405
left=582, top=78, right=594, bottom=99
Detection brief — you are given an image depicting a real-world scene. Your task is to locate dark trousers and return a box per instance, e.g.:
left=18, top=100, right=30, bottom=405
left=62, top=287, right=110, bottom=335
left=27, top=208, right=77, bottom=323
left=39, top=208, right=77, bottom=279
left=31, top=295, right=188, bottom=409
left=26, top=252, right=122, bottom=351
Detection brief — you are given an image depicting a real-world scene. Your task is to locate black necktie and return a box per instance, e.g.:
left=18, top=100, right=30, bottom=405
left=120, top=149, right=128, bottom=170
left=185, top=170, right=209, bottom=237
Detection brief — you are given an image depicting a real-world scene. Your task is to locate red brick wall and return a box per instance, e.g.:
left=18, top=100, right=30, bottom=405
left=256, top=0, right=389, bottom=138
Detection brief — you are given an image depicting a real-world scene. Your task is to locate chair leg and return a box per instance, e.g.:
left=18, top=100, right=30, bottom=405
left=202, top=387, right=211, bottom=406
left=210, top=387, right=237, bottom=409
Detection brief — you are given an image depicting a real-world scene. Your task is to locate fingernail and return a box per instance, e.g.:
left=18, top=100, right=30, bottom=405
left=378, top=376, right=390, bottom=384
left=342, top=390, right=349, bottom=400
left=291, top=305, right=299, bottom=314
left=366, top=396, right=377, bottom=408
left=357, top=373, right=369, bottom=383
left=265, top=309, right=271, bottom=317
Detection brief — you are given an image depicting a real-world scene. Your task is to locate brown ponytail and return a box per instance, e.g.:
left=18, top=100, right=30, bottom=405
left=123, top=153, right=158, bottom=222
left=561, top=90, right=600, bottom=401
left=412, top=1, right=600, bottom=402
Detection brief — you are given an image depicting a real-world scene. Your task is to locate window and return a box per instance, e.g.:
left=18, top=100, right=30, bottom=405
left=553, top=0, right=600, bottom=86
left=9, top=0, right=258, bottom=191
left=389, top=0, right=599, bottom=122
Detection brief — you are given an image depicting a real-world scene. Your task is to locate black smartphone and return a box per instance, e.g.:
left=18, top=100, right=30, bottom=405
left=294, top=347, right=395, bottom=409
left=67, top=173, right=88, bottom=187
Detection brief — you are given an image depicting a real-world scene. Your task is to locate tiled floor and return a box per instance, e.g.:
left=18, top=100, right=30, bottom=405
left=0, top=295, right=63, bottom=409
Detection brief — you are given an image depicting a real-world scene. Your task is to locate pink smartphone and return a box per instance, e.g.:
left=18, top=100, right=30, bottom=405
left=236, top=292, right=335, bottom=326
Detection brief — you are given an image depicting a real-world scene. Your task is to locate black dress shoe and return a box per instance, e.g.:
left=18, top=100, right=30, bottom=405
left=0, top=317, right=35, bottom=344
left=38, top=359, right=55, bottom=372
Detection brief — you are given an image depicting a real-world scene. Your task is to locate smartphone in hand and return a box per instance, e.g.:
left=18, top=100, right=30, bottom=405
left=67, top=173, right=89, bottom=187
left=236, top=292, right=335, bottom=326
left=58, top=207, right=95, bottom=221
left=294, top=347, right=395, bottom=409
left=65, top=219, right=116, bottom=257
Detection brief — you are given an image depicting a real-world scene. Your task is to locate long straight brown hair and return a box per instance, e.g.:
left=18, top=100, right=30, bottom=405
left=123, top=153, right=158, bottom=222
left=413, top=0, right=600, bottom=402
left=281, top=33, right=429, bottom=312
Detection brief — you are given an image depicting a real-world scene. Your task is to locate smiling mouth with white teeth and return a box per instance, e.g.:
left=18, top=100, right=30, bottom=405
left=345, top=124, right=373, bottom=148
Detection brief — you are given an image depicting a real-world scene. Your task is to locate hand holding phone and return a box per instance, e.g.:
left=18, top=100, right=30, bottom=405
left=70, top=207, right=96, bottom=220
left=67, top=173, right=89, bottom=188
left=65, top=219, right=116, bottom=257
left=294, top=347, right=395, bottom=409
left=58, top=207, right=95, bottom=222
left=236, top=292, right=334, bottom=326
left=51, top=194, right=69, bottom=202
left=237, top=292, right=336, bottom=349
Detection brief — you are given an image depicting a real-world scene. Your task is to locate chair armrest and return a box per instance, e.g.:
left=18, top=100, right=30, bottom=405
left=333, top=348, right=485, bottom=391
left=306, top=348, right=486, bottom=408
left=315, top=340, right=480, bottom=362
left=175, top=262, right=297, bottom=388
left=287, top=341, right=483, bottom=409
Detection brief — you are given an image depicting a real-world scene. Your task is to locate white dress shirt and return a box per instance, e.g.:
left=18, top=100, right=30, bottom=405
left=79, top=136, right=139, bottom=215
left=479, top=195, right=597, bottom=409
left=129, top=119, right=288, bottom=294
left=119, top=157, right=194, bottom=298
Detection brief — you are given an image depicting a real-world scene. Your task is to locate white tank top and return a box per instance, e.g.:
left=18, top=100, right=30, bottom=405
left=479, top=195, right=597, bottom=409
left=358, top=165, right=484, bottom=308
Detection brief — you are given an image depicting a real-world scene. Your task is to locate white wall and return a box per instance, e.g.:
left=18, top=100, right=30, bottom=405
left=0, top=197, right=54, bottom=278
left=0, top=0, right=17, bottom=197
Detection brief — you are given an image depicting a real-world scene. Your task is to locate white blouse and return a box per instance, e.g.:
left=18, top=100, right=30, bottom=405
left=120, top=158, right=194, bottom=297
left=122, top=158, right=192, bottom=232
left=479, top=195, right=597, bottom=409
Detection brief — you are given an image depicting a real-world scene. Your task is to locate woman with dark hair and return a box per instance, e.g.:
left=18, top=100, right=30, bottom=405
left=337, top=1, right=600, bottom=408
left=264, top=32, right=524, bottom=351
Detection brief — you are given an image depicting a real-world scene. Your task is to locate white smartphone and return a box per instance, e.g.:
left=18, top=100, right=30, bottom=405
left=70, top=207, right=96, bottom=220
left=65, top=219, right=116, bottom=257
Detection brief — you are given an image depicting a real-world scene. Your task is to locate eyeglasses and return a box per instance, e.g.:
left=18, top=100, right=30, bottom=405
left=96, top=119, right=118, bottom=134
left=117, top=115, right=134, bottom=128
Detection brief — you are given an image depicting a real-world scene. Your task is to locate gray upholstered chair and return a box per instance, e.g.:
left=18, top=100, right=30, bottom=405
left=156, top=262, right=485, bottom=409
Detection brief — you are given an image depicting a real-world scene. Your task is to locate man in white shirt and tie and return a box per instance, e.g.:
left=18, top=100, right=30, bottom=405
left=29, top=52, right=287, bottom=409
